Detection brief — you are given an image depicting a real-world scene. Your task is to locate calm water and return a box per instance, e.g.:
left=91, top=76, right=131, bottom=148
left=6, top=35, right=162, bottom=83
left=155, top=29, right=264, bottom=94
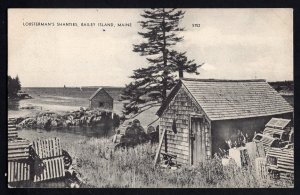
left=8, top=87, right=116, bottom=138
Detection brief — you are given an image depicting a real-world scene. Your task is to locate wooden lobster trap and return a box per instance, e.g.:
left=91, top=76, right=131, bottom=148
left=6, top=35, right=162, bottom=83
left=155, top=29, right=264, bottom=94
left=266, top=146, right=294, bottom=181
left=8, top=139, right=31, bottom=183
left=8, top=118, right=72, bottom=184
left=31, top=138, right=71, bottom=182
left=8, top=118, right=31, bottom=183
left=8, top=118, right=18, bottom=140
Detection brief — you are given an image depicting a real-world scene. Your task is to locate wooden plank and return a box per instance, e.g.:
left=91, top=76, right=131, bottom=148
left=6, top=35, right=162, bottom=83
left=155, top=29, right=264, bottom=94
left=13, top=161, right=16, bottom=182
left=154, top=128, right=166, bottom=167
left=59, top=158, right=63, bottom=177
left=47, top=160, right=51, bottom=180
left=54, top=158, right=58, bottom=178
left=166, top=134, right=189, bottom=142
left=53, top=138, right=57, bottom=157
left=12, top=161, right=14, bottom=182
left=50, top=138, right=54, bottom=157
left=57, top=158, right=61, bottom=177
left=8, top=140, right=30, bottom=145
left=162, top=139, right=189, bottom=147
left=8, top=153, right=29, bottom=159
left=51, top=158, right=55, bottom=179
left=8, top=132, right=18, bottom=135
left=8, top=148, right=29, bottom=154
left=167, top=133, right=189, bottom=139
left=277, top=164, right=294, bottom=170
left=56, top=138, right=60, bottom=156
left=59, top=158, right=64, bottom=177
left=9, top=161, right=12, bottom=183
left=267, top=154, right=293, bottom=161
left=163, top=142, right=189, bottom=153
left=55, top=158, right=59, bottom=178
left=8, top=143, right=29, bottom=149
left=166, top=147, right=189, bottom=156
left=20, top=163, right=24, bottom=181
left=8, top=161, right=11, bottom=182
left=267, top=151, right=293, bottom=157
left=162, top=141, right=189, bottom=151
left=7, top=144, right=29, bottom=150
left=165, top=151, right=189, bottom=161
left=8, top=155, right=29, bottom=161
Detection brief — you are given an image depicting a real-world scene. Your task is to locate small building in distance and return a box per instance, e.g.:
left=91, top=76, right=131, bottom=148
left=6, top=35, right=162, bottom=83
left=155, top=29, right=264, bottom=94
left=89, top=87, right=124, bottom=114
left=156, top=78, right=293, bottom=165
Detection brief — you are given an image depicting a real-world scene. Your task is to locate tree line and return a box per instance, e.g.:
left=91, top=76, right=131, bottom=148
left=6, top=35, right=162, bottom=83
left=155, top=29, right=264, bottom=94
left=8, top=75, right=21, bottom=98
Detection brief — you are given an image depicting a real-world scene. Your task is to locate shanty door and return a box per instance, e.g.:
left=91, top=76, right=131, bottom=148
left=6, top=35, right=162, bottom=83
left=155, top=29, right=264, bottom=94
left=190, top=117, right=206, bottom=165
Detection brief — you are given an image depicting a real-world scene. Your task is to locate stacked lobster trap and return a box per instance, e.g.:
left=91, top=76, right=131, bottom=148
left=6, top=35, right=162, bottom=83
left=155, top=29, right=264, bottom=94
left=223, top=118, right=294, bottom=182
left=256, top=118, right=294, bottom=181
left=7, top=118, right=73, bottom=186
left=8, top=118, right=31, bottom=183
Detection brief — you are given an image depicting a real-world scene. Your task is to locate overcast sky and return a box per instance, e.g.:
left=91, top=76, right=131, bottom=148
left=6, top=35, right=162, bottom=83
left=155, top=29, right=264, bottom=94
left=8, top=9, right=293, bottom=87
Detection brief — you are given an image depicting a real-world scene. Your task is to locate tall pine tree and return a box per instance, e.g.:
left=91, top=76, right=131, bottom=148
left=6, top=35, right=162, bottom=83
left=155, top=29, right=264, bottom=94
left=122, top=9, right=203, bottom=116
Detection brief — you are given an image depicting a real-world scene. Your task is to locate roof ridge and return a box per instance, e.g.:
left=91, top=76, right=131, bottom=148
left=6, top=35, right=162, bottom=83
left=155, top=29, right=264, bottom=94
left=180, top=78, right=266, bottom=82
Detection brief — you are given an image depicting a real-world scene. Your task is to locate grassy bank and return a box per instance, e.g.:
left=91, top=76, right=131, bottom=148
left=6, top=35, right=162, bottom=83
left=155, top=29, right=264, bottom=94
left=19, top=130, right=293, bottom=188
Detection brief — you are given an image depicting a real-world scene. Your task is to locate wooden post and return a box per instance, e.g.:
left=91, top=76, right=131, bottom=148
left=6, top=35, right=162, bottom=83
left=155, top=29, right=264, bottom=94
left=153, top=128, right=167, bottom=167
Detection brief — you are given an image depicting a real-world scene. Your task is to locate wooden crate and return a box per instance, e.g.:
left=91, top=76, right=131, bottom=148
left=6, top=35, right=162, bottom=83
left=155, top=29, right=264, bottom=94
left=8, top=139, right=30, bottom=161
left=8, top=161, right=30, bottom=183
left=34, top=157, right=65, bottom=182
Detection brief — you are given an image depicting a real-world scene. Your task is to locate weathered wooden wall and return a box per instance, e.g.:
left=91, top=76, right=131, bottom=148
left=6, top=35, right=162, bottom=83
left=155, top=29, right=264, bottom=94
left=90, top=89, right=113, bottom=110
left=159, top=88, right=210, bottom=164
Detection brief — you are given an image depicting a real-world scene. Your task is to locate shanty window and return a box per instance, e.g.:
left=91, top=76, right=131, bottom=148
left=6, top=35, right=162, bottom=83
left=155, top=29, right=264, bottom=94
left=267, top=156, right=277, bottom=166
left=98, top=102, right=104, bottom=107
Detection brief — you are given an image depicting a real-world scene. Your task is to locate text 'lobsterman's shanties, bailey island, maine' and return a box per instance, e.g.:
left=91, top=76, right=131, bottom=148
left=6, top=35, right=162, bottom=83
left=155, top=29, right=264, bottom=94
left=22, top=22, right=132, bottom=27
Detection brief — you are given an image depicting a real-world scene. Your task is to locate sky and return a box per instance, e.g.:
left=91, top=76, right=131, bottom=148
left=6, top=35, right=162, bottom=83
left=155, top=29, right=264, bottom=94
left=8, top=9, right=293, bottom=87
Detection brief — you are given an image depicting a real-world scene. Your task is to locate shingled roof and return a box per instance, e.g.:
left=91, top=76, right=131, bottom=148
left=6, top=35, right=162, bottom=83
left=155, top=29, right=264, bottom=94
left=89, top=87, right=124, bottom=101
left=157, top=78, right=293, bottom=121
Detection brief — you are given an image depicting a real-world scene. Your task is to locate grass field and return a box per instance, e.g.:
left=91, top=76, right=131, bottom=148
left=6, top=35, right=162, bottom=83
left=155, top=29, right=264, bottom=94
left=19, top=129, right=293, bottom=188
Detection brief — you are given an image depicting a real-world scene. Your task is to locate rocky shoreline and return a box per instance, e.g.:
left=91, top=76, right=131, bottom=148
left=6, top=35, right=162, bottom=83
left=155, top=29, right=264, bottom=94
left=16, top=108, right=121, bottom=131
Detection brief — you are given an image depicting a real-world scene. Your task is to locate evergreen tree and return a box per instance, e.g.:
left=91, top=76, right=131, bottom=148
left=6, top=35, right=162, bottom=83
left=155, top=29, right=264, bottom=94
left=15, top=75, right=21, bottom=91
left=8, top=75, right=22, bottom=98
left=122, top=9, right=202, bottom=116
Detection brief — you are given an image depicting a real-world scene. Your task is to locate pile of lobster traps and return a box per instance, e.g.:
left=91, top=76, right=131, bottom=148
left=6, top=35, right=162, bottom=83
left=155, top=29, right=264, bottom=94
left=225, top=118, right=294, bottom=182
left=7, top=118, right=76, bottom=187
left=256, top=118, right=294, bottom=181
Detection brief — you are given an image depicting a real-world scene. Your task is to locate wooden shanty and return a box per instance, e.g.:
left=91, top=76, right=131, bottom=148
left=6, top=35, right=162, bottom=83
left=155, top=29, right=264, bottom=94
left=156, top=78, right=293, bottom=165
left=89, top=87, right=124, bottom=113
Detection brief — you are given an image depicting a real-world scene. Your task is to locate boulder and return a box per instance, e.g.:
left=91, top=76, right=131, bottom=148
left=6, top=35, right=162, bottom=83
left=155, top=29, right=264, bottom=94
left=51, top=120, right=58, bottom=127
